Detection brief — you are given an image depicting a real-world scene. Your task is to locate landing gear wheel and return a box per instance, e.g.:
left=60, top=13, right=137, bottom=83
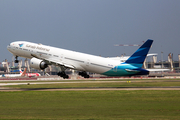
left=84, top=75, right=90, bottom=78
left=15, top=59, right=19, bottom=63
left=63, top=75, right=69, bottom=79
left=57, top=72, right=69, bottom=79
left=79, top=71, right=90, bottom=78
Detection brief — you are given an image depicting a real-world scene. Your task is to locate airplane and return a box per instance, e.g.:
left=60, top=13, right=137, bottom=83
left=0, top=69, right=26, bottom=77
left=19, top=68, right=41, bottom=77
left=7, top=39, right=153, bottom=79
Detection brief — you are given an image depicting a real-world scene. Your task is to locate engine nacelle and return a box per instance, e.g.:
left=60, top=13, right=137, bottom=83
left=30, top=58, right=48, bottom=70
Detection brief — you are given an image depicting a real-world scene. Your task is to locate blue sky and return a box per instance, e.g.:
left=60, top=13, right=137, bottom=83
left=1, top=0, right=180, bottom=63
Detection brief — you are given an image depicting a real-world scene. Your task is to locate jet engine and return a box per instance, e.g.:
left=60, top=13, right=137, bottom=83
left=30, top=58, right=48, bottom=70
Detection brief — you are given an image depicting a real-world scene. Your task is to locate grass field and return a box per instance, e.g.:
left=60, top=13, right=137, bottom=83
left=0, top=79, right=180, bottom=119
left=0, top=91, right=180, bottom=119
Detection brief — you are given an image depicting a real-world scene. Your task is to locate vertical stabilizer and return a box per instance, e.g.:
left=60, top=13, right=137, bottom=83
left=125, top=39, right=153, bottom=67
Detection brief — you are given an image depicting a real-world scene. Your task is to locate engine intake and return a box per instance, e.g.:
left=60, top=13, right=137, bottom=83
left=30, top=58, right=48, bottom=70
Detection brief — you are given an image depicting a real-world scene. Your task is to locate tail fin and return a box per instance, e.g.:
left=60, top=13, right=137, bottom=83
left=20, top=68, right=27, bottom=77
left=125, top=39, right=153, bottom=67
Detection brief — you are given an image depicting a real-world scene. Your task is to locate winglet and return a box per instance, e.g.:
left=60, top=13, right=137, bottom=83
left=125, top=39, right=153, bottom=67
left=20, top=68, right=27, bottom=77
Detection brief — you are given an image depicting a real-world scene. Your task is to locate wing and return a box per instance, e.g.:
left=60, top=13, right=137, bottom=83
left=31, top=54, right=75, bottom=69
left=125, top=69, right=140, bottom=73
left=146, top=69, right=170, bottom=72
left=44, top=58, right=75, bottom=69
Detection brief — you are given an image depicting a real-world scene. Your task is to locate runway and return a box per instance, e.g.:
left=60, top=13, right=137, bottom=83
left=0, top=79, right=180, bottom=91
left=1, top=87, right=180, bottom=91
left=0, top=79, right=180, bottom=86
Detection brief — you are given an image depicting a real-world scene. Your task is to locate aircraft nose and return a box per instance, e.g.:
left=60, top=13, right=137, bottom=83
left=7, top=42, right=13, bottom=52
left=7, top=44, right=11, bottom=50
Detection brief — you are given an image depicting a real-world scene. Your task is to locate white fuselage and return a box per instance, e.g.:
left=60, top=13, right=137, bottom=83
left=7, top=41, right=120, bottom=74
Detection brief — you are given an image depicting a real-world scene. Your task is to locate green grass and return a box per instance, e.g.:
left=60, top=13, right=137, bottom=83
left=1, top=79, right=180, bottom=119
left=6, top=81, right=180, bottom=89
left=0, top=91, right=180, bottom=119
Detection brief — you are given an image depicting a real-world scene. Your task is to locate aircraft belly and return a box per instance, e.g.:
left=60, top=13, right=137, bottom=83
left=82, top=64, right=111, bottom=74
left=102, top=64, right=139, bottom=76
left=102, top=64, right=149, bottom=76
left=102, top=69, right=132, bottom=76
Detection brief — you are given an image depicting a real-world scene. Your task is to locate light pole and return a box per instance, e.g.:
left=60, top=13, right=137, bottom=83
left=161, top=52, right=163, bottom=68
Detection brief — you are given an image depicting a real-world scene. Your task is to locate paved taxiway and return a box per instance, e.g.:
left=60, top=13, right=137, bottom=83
left=1, top=87, right=180, bottom=91
left=0, top=79, right=180, bottom=86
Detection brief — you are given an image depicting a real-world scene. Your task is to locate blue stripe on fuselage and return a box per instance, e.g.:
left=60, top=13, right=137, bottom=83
left=102, top=63, right=149, bottom=76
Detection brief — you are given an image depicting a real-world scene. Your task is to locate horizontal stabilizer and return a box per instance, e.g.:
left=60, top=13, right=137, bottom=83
left=146, top=69, right=170, bottom=72
left=125, top=69, right=140, bottom=73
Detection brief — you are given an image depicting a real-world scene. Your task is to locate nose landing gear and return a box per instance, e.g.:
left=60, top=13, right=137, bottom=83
left=15, top=56, right=19, bottom=63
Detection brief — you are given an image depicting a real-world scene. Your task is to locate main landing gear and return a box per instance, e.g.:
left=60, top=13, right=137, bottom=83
left=15, top=56, right=19, bottom=63
left=79, top=71, right=90, bottom=78
left=57, top=71, right=69, bottom=79
left=57, top=71, right=89, bottom=79
left=57, top=66, right=69, bottom=79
